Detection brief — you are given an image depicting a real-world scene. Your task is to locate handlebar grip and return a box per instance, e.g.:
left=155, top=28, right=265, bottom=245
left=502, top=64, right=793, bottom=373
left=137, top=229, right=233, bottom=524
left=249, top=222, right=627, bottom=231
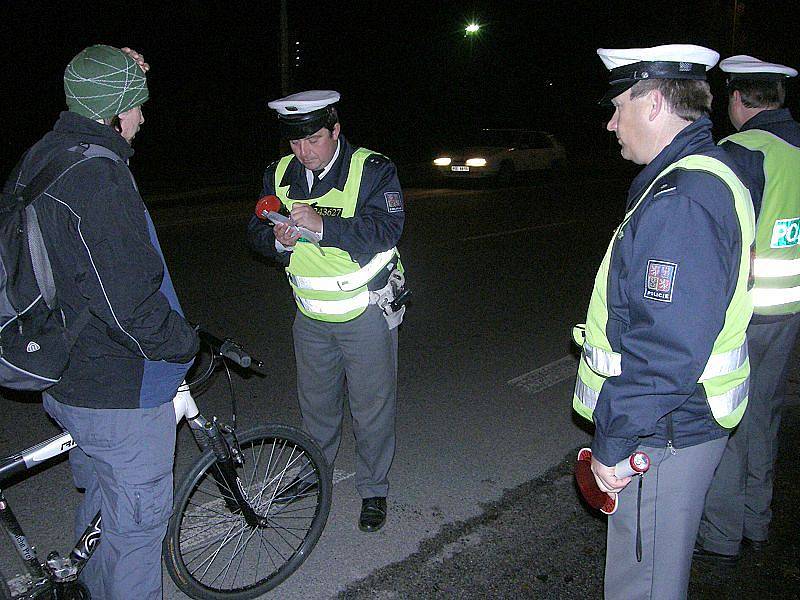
left=219, top=340, right=251, bottom=369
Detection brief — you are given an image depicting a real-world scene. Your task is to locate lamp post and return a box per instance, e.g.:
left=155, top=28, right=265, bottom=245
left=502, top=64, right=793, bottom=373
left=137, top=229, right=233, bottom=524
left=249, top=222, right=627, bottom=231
left=465, top=23, right=480, bottom=37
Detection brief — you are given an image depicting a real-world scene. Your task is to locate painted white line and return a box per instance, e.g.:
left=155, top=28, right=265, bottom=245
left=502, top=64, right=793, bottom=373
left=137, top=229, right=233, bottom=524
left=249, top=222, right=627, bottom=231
left=508, top=354, right=578, bottom=395
left=333, top=469, right=355, bottom=484
left=462, top=220, right=577, bottom=241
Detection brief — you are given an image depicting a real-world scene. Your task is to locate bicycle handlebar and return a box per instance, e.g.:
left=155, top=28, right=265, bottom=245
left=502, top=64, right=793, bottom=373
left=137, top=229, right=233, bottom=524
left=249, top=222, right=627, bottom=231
left=196, top=327, right=263, bottom=370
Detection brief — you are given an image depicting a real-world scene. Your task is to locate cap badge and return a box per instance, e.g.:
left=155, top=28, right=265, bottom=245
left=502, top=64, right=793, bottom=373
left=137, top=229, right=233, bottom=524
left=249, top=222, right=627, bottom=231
left=679, top=62, right=692, bottom=71
left=286, top=106, right=299, bottom=111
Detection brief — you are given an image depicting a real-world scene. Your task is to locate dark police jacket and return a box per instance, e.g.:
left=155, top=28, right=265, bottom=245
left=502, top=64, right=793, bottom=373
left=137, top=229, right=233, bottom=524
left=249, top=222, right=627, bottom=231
left=247, top=135, right=404, bottom=291
left=591, top=117, right=746, bottom=465
left=3, top=112, right=197, bottom=409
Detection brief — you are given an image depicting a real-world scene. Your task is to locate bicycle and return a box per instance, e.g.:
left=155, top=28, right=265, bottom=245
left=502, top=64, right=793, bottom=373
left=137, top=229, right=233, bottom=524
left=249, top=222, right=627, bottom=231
left=0, top=329, right=332, bottom=599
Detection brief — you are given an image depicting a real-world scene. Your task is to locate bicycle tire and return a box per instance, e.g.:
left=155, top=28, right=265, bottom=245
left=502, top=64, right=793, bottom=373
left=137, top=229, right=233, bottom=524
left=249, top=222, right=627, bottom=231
left=164, top=424, right=332, bottom=600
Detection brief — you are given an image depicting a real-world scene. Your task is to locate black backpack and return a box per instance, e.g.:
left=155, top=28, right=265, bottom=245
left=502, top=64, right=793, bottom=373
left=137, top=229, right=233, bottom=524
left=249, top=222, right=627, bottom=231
left=0, top=150, right=90, bottom=392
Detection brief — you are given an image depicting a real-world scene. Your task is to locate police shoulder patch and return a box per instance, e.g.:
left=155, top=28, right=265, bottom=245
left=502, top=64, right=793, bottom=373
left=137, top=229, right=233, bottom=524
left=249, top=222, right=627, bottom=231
left=644, top=259, right=677, bottom=303
left=385, top=191, right=403, bottom=213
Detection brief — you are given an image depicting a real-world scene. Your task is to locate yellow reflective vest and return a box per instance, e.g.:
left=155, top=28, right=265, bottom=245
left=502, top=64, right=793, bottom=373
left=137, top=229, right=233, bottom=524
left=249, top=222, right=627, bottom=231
left=721, top=129, right=800, bottom=316
left=274, top=148, right=400, bottom=322
left=572, top=155, right=755, bottom=429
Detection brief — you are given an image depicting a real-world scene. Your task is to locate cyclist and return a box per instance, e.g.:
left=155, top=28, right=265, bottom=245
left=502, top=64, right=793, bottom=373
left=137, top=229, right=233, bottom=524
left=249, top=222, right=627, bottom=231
left=3, top=45, right=198, bottom=599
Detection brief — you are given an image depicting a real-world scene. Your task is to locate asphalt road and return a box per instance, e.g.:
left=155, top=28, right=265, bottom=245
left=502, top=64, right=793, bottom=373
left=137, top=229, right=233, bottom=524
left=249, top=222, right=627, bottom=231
left=2, top=169, right=798, bottom=599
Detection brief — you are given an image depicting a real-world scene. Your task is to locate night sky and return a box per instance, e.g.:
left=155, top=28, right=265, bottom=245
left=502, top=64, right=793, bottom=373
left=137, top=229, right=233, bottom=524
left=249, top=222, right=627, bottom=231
left=2, top=1, right=799, bottom=191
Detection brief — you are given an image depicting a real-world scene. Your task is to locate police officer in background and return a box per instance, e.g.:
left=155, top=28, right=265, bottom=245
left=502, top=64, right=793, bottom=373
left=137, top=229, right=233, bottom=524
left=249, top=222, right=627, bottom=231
left=695, top=56, right=800, bottom=564
left=572, top=45, right=754, bottom=598
left=247, top=91, right=406, bottom=532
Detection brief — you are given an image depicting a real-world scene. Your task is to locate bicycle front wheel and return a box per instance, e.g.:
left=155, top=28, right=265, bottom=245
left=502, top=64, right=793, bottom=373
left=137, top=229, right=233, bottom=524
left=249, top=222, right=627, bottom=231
left=164, top=424, right=332, bottom=600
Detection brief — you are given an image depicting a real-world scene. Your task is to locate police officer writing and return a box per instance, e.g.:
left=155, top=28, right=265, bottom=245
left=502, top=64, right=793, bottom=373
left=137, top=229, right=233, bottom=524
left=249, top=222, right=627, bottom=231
left=247, top=91, right=406, bottom=532
left=696, top=56, right=800, bottom=564
left=572, top=45, right=754, bottom=599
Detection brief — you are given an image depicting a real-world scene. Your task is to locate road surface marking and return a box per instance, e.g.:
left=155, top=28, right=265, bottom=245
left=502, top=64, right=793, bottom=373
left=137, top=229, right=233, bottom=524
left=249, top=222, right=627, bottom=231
left=462, top=221, right=577, bottom=241
left=508, top=355, right=578, bottom=394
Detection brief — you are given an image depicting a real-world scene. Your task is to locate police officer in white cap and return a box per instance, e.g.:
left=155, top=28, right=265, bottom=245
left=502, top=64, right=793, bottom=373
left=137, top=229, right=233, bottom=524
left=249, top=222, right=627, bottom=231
left=695, top=55, right=800, bottom=565
left=247, top=90, right=406, bottom=532
left=572, top=44, right=755, bottom=598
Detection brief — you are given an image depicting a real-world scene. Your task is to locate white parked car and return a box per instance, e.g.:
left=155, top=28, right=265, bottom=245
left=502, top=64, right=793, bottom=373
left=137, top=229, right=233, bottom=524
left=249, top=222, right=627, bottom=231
left=433, top=129, right=566, bottom=180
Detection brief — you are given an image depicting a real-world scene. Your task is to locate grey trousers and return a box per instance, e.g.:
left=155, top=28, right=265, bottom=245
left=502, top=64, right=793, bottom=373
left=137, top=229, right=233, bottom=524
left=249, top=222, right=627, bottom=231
left=605, top=437, right=726, bottom=600
left=293, top=305, right=398, bottom=498
left=697, top=313, right=800, bottom=554
left=43, top=394, right=175, bottom=600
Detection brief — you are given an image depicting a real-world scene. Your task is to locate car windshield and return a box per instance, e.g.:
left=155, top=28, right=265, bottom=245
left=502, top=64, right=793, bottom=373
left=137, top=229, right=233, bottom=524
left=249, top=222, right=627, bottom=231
left=478, top=130, right=517, bottom=147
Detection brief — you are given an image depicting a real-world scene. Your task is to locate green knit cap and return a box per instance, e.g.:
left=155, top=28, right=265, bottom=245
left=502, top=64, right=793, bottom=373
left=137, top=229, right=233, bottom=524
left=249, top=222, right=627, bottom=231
left=64, top=45, right=149, bottom=119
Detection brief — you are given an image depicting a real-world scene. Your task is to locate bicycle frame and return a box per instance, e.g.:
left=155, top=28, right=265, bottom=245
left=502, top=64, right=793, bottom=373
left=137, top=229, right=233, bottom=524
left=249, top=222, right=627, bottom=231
left=0, top=430, right=94, bottom=596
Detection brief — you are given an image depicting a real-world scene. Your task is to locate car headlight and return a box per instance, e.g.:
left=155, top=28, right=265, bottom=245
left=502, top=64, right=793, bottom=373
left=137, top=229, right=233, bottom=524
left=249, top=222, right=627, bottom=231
left=433, top=157, right=452, bottom=166
left=465, top=158, right=487, bottom=167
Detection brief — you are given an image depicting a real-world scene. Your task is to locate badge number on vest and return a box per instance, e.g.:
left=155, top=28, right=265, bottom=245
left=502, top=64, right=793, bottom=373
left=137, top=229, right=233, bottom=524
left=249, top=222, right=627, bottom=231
left=770, top=217, right=800, bottom=248
left=644, top=260, right=677, bottom=303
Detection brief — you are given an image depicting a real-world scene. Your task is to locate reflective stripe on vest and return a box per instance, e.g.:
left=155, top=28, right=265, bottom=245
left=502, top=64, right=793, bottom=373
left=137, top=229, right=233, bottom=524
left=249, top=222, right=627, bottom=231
left=721, top=129, right=800, bottom=315
left=572, top=155, right=754, bottom=429
left=698, top=342, right=748, bottom=381
left=288, top=248, right=396, bottom=292
left=295, top=291, right=372, bottom=315
left=582, top=340, right=621, bottom=377
left=753, top=257, right=800, bottom=278
left=752, top=285, right=800, bottom=307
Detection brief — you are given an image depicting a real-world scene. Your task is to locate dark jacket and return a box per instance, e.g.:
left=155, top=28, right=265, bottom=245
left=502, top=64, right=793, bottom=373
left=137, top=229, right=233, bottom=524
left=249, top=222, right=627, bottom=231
left=591, top=117, right=747, bottom=465
left=247, top=135, right=404, bottom=289
left=3, top=111, right=197, bottom=409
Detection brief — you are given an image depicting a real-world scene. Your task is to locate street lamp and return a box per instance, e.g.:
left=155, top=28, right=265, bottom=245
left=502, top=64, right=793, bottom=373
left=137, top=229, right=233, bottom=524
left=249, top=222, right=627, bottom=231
left=465, top=23, right=480, bottom=36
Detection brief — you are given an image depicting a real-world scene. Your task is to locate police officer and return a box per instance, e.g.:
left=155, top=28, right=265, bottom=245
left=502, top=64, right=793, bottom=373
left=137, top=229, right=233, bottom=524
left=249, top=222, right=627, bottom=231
left=695, top=56, right=800, bottom=564
left=247, top=91, right=406, bottom=532
left=573, top=45, right=755, bottom=598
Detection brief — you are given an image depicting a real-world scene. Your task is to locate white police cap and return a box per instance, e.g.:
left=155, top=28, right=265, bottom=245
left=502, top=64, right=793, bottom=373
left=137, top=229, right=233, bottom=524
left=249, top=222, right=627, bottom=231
left=267, top=90, right=340, bottom=139
left=267, top=90, right=341, bottom=115
left=720, top=55, right=798, bottom=80
left=597, top=44, right=719, bottom=105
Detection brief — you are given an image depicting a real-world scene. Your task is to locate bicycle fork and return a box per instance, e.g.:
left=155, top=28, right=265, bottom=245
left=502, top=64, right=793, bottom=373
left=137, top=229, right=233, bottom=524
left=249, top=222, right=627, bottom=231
left=185, top=413, right=270, bottom=528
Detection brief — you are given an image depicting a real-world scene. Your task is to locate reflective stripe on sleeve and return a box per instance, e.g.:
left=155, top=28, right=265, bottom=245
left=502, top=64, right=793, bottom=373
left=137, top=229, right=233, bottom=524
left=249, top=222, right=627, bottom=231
left=699, top=343, right=748, bottom=382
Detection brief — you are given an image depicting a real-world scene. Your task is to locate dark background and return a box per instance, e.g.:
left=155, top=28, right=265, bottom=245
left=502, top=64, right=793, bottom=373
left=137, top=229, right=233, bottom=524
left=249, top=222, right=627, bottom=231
left=1, top=1, right=798, bottom=192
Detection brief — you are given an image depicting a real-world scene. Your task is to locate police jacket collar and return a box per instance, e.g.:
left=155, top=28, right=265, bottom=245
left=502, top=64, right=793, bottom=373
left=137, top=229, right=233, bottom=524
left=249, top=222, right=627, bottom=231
left=53, top=111, right=134, bottom=161
left=740, top=107, right=794, bottom=132
left=279, top=135, right=355, bottom=197
left=627, top=116, right=716, bottom=208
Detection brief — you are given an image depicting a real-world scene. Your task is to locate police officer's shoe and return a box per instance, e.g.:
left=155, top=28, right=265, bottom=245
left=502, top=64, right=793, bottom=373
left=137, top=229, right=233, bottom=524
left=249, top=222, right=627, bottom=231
left=692, top=545, right=739, bottom=566
left=273, top=475, right=318, bottom=505
left=743, top=536, right=769, bottom=552
left=359, top=497, right=387, bottom=532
